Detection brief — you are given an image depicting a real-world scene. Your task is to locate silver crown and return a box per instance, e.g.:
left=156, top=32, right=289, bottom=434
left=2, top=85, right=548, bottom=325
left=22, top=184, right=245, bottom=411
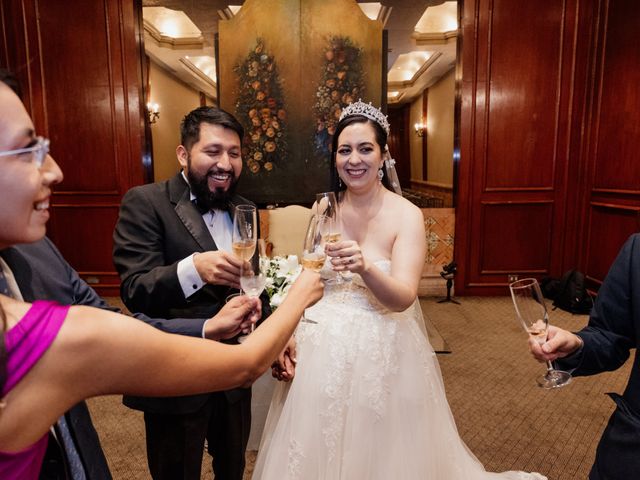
left=339, top=99, right=390, bottom=135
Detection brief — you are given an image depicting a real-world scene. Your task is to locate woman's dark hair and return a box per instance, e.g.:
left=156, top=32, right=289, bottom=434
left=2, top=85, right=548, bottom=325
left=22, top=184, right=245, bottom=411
left=329, top=115, right=391, bottom=195
left=180, top=106, right=244, bottom=151
left=0, top=68, right=22, bottom=97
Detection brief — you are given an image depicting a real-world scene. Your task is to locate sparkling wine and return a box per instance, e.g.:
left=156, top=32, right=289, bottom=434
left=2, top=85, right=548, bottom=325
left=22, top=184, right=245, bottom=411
left=323, top=232, right=341, bottom=243
left=301, top=252, right=326, bottom=272
left=240, top=274, right=266, bottom=298
left=232, top=240, right=256, bottom=261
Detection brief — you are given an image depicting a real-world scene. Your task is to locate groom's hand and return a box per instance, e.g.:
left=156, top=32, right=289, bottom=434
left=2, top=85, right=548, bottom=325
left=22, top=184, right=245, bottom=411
left=193, top=251, right=242, bottom=288
left=272, top=336, right=297, bottom=381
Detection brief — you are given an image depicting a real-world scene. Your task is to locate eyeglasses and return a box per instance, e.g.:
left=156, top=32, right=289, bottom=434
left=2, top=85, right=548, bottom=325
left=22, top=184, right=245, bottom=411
left=0, top=136, right=50, bottom=169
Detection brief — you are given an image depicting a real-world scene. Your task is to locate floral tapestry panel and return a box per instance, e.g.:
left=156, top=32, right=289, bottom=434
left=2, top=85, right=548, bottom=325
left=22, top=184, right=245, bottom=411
left=234, top=39, right=288, bottom=175
left=313, top=36, right=365, bottom=163
left=219, top=0, right=382, bottom=205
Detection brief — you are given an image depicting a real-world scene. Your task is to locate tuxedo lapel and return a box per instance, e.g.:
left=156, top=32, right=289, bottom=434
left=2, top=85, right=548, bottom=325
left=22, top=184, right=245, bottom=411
left=169, top=173, right=217, bottom=252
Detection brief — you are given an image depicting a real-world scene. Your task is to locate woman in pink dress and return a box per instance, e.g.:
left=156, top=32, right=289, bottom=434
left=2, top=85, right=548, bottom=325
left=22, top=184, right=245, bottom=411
left=0, top=71, right=323, bottom=479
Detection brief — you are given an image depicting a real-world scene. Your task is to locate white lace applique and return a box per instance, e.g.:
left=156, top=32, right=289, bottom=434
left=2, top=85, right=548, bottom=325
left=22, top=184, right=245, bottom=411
left=319, top=311, right=354, bottom=462
left=361, top=317, right=399, bottom=419
left=287, top=439, right=305, bottom=478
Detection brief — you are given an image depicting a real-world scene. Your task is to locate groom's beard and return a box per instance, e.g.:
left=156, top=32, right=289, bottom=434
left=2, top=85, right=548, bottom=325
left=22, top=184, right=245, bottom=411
left=187, top=160, right=240, bottom=211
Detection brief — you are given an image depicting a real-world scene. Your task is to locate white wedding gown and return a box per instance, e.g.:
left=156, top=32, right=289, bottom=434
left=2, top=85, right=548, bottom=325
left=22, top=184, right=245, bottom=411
left=253, top=260, right=546, bottom=480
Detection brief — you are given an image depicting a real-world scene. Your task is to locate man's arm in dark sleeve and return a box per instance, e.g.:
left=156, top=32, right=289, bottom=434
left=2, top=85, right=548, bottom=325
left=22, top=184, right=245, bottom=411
left=112, top=186, right=185, bottom=316
left=46, top=237, right=206, bottom=337
left=557, top=234, right=639, bottom=375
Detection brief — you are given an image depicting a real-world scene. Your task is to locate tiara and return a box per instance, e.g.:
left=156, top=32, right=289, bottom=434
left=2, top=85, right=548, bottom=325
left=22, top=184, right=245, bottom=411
left=339, top=99, right=390, bottom=135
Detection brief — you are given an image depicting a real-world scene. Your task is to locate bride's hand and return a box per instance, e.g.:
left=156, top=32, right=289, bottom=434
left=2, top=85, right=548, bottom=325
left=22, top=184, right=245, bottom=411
left=325, top=240, right=366, bottom=274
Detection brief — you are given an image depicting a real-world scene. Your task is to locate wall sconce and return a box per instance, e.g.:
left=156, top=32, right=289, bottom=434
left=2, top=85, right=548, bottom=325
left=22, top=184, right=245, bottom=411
left=147, top=102, right=160, bottom=124
left=414, top=122, right=426, bottom=137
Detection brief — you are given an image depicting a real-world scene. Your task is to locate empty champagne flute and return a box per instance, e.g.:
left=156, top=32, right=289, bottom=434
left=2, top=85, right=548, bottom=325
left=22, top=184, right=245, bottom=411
left=237, top=241, right=266, bottom=343
left=509, top=278, right=572, bottom=389
left=300, top=214, right=327, bottom=323
left=232, top=205, right=257, bottom=293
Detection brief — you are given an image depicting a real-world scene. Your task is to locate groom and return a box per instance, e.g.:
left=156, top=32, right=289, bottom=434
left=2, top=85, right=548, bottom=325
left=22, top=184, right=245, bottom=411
left=113, top=106, right=294, bottom=480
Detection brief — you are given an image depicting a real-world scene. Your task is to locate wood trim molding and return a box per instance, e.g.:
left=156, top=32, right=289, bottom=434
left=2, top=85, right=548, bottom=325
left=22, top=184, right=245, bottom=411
left=421, top=89, right=428, bottom=180
left=412, top=30, right=458, bottom=45
left=387, top=52, right=442, bottom=88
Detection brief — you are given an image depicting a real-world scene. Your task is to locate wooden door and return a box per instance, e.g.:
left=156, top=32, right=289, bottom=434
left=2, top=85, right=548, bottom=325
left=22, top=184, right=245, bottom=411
left=455, top=0, right=583, bottom=295
left=387, top=104, right=411, bottom=189
left=0, top=0, right=148, bottom=295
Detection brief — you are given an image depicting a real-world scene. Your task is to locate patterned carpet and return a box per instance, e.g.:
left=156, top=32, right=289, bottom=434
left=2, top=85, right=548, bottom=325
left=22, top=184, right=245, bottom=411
left=88, top=296, right=631, bottom=479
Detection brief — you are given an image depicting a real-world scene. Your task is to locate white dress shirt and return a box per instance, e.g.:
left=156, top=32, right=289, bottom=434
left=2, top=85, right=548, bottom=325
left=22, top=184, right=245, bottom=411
left=176, top=172, right=233, bottom=299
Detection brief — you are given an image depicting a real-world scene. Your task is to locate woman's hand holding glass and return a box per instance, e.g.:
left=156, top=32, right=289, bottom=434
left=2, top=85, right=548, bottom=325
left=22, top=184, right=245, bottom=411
left=237, top=241, right=267, bottom=343
left=325, top=239, right=365, bottom=275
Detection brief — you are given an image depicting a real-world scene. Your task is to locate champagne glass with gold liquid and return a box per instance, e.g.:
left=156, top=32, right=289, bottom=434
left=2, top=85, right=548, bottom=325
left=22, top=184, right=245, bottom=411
left=232, top=205, right=257, bottom=294
left=300, top=214, right=327, bottom=323
left=237, top=241, right=266, bottom=343
left=509, top=278, right=572, bottom=389
left=316, top=191, right=345, bottom=282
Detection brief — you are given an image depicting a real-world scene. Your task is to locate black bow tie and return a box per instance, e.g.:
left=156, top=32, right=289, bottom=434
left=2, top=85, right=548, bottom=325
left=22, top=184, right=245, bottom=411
left=192, top=199, right=232, bottom=215
left=192, top=199, right=210, bottom=215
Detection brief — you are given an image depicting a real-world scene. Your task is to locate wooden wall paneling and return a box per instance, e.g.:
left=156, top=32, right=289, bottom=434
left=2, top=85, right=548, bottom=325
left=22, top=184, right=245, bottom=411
left=1, top=0, right=146, bottom=295
left=584, top=204, right=640, bottom=288
left=456, top=0, right=580, bottom=295
left=387, top=104, right=411, bottom=188
left=0, top=2, right=10, bottom=72
left=453, top=0, right=476, bottom=296
left=578, top=0, right=640, bottom=289
left=559, top=0, right=599, bottom=272
left=478, top=201, right=553, bottom=275
left=591, top=1, right=640, bottom=194
left=421, top=90, right=428, bottom=180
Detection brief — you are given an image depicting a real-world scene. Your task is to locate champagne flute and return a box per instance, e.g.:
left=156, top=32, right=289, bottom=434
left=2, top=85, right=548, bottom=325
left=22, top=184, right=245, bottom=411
left=300, top=214, right=327, bottom=323
left=509, top=278, right=572, bottom=389
left=316, top=191, right=344, bottom=282
left=237, top=242, right=266, bottom=343
left=232, top=205, right=257, bottom=293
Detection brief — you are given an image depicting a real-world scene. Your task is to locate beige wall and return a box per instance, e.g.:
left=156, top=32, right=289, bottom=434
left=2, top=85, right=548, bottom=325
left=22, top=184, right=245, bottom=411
left=149, top=61, right=202, bottom=182
left=409, top=96, right=424, bottom=180
left=426, top=68, right=455, bottom=187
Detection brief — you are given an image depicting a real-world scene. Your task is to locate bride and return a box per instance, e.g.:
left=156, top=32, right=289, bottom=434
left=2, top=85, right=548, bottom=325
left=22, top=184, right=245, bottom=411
left=252, top=101, right=546, bottom=479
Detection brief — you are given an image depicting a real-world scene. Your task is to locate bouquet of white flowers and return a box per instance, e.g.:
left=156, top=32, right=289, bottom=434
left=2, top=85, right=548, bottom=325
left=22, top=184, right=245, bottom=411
left=261, top=255, right=302, bottom=309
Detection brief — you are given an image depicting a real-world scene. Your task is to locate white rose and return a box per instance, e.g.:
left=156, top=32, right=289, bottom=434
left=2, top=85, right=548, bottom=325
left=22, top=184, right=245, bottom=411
left=270, top=292, right=284, bottom=308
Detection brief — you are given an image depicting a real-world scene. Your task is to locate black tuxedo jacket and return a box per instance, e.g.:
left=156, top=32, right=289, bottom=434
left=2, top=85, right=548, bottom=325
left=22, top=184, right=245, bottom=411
left=557, top=234, right=640, bottom=480
left=113, top=173, right=257, bottom=414
left=1, top=237, right=213, bottom=479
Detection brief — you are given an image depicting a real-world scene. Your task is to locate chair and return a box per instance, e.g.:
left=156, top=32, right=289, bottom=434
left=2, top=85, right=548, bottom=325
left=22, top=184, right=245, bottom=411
left=266, top=205, right=312, bottom=258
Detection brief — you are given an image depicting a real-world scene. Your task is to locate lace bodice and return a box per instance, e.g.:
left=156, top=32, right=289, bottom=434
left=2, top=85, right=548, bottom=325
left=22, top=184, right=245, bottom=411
left=311, top=259, right=394, bottom=316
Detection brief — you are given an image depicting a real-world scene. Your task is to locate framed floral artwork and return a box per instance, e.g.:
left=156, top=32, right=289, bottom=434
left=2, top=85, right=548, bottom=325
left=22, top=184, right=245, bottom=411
left=218, top=0, right=382, bottom=205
